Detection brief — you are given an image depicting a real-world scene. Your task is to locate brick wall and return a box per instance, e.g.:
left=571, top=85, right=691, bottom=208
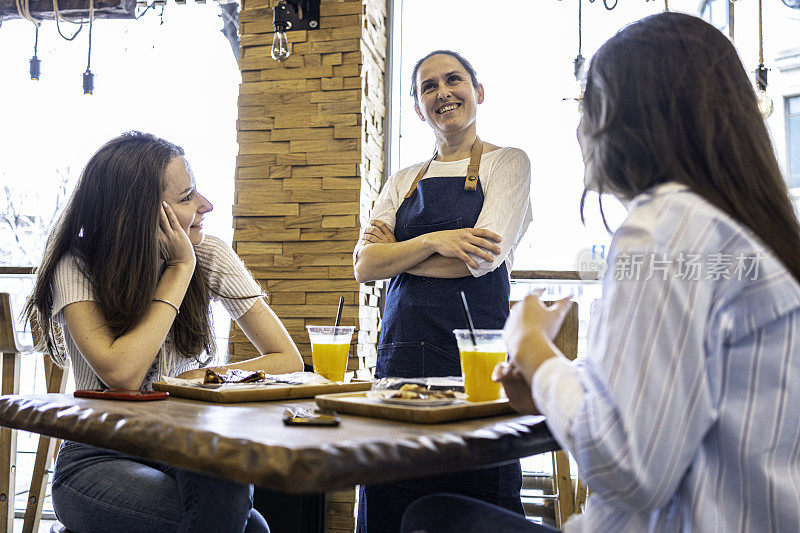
left=235, top=0, right=388, bottom=530
left=233, top=0, right=387, bottom=375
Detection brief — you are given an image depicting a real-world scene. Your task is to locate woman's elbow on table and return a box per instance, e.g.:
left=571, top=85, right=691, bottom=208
left=95, top=365, right=146, bottom=391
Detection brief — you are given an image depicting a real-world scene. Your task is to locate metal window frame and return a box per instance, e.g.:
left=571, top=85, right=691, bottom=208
left=786, top=94, right=800, bottom=191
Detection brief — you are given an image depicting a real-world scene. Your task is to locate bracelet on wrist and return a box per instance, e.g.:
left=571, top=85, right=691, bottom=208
left=153, top=297, right=180, bottom=315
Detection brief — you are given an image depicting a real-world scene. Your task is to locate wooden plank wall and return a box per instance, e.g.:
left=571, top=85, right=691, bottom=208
left=235, top=1, right=388, bottom=531
left=233, top=0, right=387, bottom=380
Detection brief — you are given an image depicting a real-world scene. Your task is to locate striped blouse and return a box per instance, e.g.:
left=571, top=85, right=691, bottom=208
left=534, top=183, right=800, bottom=532
left=51, top=235, right=263, bottom=391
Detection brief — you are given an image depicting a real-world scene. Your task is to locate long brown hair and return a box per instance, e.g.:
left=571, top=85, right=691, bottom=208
left=26, top=131, right=215, bottom=364
left=580, top=12, right=800, bottom=284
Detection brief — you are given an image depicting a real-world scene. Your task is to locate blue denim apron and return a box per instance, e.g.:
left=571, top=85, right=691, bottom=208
left=357, top=142, right=523, bottom=533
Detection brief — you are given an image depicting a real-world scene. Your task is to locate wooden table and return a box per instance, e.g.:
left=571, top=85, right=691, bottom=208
left=0, top=394, right=556, bottom=493
left=0, top=393, right=557, bottom=532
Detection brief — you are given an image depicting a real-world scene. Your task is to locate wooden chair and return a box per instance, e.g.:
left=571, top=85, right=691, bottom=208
left=23, top=350, right=67, bottom=533
left=1, top=292, right=29, bottom=533
left=519, top=300, right=580, bottom=528
left=0, top=292, right=69, bottom=533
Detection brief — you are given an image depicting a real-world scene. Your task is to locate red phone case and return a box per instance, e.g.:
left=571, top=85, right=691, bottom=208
left=74, top=389, right=169, bottom=401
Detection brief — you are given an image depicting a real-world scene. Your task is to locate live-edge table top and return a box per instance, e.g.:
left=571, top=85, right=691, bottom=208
left=0, top=394, right=558, bottom=493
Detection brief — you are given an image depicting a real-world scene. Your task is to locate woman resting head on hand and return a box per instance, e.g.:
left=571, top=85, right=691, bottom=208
left=30, top=133, right=210, bottom=361
left=25, top=131, right=302, bottom=533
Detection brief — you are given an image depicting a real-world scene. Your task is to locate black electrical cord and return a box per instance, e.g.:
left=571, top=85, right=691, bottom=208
left=86, top=1, right=92, bottom=70
left=53, top=0, right=83, bottom=41
left=587, top=0, right=618, bottom=11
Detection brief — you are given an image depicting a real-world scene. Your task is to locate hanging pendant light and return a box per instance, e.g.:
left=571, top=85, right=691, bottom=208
left=271, top=2, right=291, bottom=62
left=14, top=0, right=42, bottom=79
left=563, top=0, right=585, bottom=108
left=83, top=0, right=95, bottom=94
left=754, top=0, right=772, bottom=118
left=30, top=25, right=41, bottom=80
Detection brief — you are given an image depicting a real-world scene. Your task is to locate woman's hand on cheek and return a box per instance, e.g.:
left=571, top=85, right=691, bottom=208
left=493, top=362, right=539, bottom=415
left=159, top=201, right=196, bottom=270
left=503, top=294, right=572, bottom=381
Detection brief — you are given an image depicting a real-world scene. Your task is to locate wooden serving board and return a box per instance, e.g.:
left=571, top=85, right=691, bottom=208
left=315, top=391, right=513, bottom=424
left=152, top=380, right=372, bottom=403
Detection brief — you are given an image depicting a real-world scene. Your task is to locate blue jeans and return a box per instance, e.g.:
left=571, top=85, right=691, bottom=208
left=401, top=494, right=561, bottom=533
left=52, top=441, right=269, bottom=533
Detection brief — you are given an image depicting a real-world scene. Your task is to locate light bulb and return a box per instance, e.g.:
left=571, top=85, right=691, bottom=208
left=271, top=31, right=291, bottom=62
left=756, top=88, right=773, bottom=119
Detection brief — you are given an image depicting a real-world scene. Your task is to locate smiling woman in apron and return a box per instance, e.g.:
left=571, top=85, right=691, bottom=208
left=353, top=50, right=533, bottom=533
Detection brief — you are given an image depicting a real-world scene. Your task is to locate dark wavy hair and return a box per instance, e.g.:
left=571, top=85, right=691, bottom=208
left=26, top=131, right=216, bottom=364
left=410, top=50, right=479, bottom=104
left=580, top=12, right=800, bottom=284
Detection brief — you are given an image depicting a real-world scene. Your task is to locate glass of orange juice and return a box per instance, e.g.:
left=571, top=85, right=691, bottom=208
left=306, top=326, right=355, bottom=382
left=453, top=329, right=507, bottom=402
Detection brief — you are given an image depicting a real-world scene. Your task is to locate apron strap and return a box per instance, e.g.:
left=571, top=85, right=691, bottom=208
left=404, top=158, right=434, bottom=199
left=464, top=136, right=482, bottom=192
left=403, top=137, right=484, bottom=199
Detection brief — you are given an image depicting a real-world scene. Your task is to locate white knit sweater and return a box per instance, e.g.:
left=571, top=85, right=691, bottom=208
left=51, top=235, right=263, bottom=390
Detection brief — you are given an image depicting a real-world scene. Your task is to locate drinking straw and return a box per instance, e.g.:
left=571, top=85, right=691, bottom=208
left=334, top=296, right=344, bottom=328
left=459, top=291, right=478, bottom=348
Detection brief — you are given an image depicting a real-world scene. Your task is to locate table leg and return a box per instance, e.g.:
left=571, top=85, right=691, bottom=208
left=253, top=487, right=326, bottom=533
left=1, top=352, right=21, bottom=533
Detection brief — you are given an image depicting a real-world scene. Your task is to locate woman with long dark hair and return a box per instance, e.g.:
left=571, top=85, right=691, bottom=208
left=27, top=131, right=303, bottom=532
left=402, top=12, right=800, bottom=533
left=353, top=50, right=532, bottom=532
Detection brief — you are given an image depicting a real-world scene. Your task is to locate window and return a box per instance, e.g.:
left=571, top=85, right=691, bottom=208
left=700, top=0, right=729, bottom=33
left=0, top=4, right=239, bottom=355
left=788, top=95, right=800, bottom=189
left=390, top=0, right=656, bottom=270
left=0, top=6, right=239, bottom=515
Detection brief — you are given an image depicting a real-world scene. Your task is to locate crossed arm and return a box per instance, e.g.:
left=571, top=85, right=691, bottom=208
left=352, top=220, right=503, bottom=283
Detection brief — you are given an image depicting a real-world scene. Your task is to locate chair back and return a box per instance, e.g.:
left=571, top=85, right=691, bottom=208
left=552, top=301, right=579, bottom=361
left=510, top=298, right=580, bottom=360
left=0, top=293, right=31, bottom=354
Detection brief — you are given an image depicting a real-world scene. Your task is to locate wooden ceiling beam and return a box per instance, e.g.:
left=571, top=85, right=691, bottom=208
left=0, top=0, right=136, bottom=21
